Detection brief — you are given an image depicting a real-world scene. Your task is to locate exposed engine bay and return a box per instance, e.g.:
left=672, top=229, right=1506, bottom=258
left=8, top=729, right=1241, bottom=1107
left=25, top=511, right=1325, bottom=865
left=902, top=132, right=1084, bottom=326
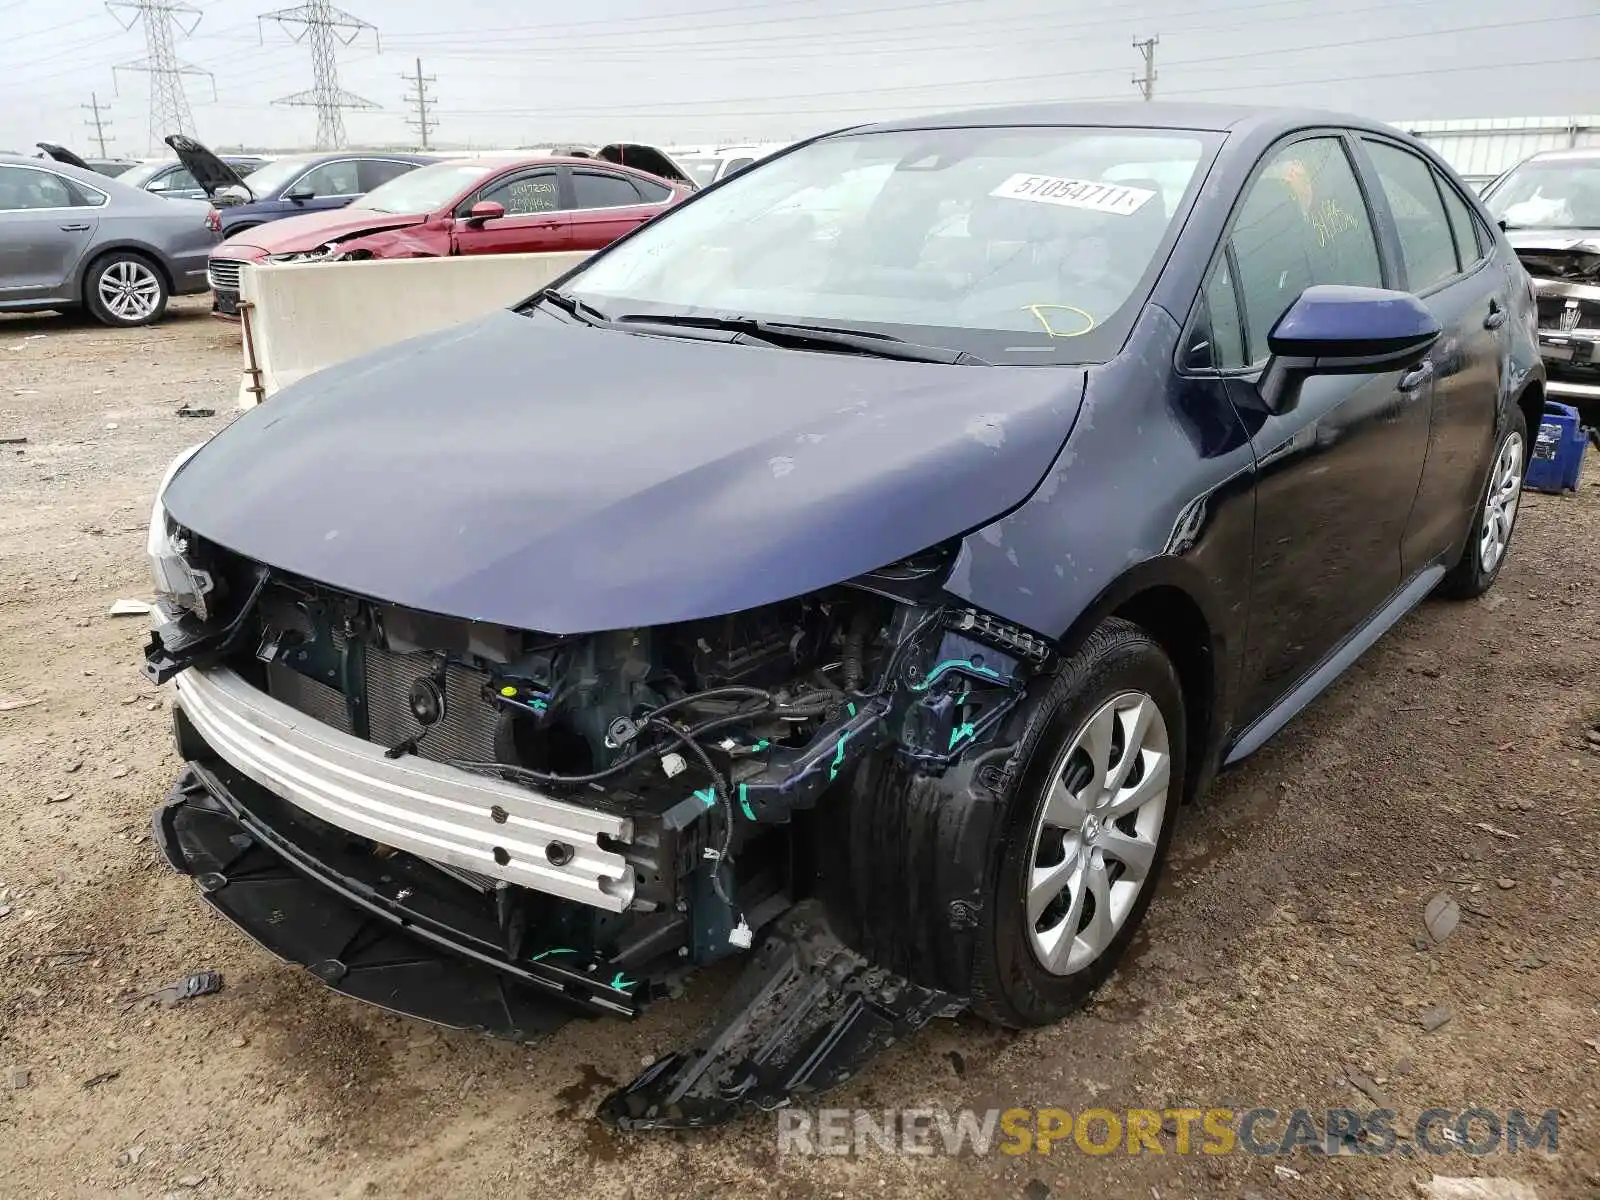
left=145, top=529, right=1052, bottom=1126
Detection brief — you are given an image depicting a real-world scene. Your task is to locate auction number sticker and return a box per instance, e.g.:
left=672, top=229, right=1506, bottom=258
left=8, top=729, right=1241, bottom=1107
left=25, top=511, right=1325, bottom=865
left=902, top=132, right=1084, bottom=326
left=990, top=174, right=1155, bottom=216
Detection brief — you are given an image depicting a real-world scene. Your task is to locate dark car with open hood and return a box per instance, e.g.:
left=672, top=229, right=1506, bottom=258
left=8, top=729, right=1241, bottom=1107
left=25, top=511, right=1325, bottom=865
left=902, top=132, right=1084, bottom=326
left=1482, top=146, right=1600, bottom=417
left=142, top=103, right=1542, bottom=1129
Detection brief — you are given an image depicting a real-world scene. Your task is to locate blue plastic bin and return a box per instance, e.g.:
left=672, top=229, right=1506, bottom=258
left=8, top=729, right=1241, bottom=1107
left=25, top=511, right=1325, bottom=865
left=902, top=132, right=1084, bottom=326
left=1525, top=402, right=1587, bottom=494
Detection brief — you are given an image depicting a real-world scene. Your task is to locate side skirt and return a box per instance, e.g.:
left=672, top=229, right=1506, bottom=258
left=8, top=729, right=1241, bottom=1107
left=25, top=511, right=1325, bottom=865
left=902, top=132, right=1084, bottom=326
left=1224, top=563, right=1447, bottom=765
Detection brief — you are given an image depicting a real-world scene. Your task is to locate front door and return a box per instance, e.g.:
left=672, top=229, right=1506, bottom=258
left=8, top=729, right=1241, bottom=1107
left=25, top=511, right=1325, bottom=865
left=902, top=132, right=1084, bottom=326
left=451, top=168, right=570, bottom=255
left=0, top=165, right=100, bottom=302
left=1355, top=137, right=1508, bottom=571
left=1219, top=135, right=1435, bottom=723
left=284, top=159, right=363, bottom=215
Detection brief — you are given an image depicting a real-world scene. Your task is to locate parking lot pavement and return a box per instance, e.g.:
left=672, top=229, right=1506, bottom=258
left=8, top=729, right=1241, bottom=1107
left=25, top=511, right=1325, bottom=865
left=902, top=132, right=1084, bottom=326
left=1, top=305, right=1596, bottom=1200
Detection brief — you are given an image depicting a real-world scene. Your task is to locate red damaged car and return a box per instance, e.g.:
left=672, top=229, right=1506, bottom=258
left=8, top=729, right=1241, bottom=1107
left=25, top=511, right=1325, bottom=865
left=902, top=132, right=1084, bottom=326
left=206, top=155, right=692, bottom=317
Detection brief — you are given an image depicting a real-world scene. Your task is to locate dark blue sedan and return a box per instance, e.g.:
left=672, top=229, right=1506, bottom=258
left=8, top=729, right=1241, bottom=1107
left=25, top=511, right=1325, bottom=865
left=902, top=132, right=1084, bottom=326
left=141, top=103, right=1542, bottom=1128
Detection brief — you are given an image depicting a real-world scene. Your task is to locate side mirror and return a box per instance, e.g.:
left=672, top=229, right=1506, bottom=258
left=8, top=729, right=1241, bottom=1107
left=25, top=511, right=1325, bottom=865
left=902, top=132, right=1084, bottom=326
left=285, top=186, right=314, bottom=202
left=465, top=200, right=505, bottom=225
left=1258, top=284, right=1440, bottom=414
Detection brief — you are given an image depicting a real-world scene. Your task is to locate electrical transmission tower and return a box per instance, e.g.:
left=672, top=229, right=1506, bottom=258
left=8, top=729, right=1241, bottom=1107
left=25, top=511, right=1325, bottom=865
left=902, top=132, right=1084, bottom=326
left=1132, top=35, right=1158, bottom=101
left=260, top=0, right=381, bottom=150
left=83, top=93, right=113, bottom=156
left=108, top=0, right=212, bottom=153
left=401, top=58, right=436, bottom=150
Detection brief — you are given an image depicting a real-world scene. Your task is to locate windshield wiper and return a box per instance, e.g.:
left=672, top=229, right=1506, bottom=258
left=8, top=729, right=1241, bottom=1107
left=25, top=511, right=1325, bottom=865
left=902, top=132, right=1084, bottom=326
left=527, top=287, right=612, bottom=327
left=612, top=313, right=989, bottom=365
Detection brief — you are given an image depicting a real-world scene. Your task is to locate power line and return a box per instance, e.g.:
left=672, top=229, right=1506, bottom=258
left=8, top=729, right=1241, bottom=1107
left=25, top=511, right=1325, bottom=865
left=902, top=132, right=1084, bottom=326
left=401, top=57, right=436, bottom=151
left=259, top=0, right=381, bottom=149
left=107, top=1, right=213, bottom=154
left=1133, top=35, right=1159, bottom=101
left=82, top=92, right=113, bottom=156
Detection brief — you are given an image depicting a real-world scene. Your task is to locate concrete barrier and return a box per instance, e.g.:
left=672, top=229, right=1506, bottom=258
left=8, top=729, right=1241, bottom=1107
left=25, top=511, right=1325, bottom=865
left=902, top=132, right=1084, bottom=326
left=237, top=251, right=590, bottom=408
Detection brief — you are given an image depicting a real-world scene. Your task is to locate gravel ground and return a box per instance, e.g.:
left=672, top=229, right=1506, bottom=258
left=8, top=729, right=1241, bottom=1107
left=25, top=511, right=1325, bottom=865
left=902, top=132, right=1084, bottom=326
left=1, top=300, right=1597, bottom=1200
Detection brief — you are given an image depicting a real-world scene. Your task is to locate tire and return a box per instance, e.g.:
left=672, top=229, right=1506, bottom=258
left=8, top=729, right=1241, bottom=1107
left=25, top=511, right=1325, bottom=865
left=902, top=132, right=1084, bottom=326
left=84, top=252, right=168, bottom=327
left=1437, top=406, right=1528, bottom=600
left=966, top=618, right=1187, bottom=1027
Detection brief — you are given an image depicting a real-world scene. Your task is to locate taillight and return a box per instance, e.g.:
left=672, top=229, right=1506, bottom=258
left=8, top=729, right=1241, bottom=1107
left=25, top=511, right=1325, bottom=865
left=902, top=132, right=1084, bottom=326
left=205, top=209, right=221, bottom=233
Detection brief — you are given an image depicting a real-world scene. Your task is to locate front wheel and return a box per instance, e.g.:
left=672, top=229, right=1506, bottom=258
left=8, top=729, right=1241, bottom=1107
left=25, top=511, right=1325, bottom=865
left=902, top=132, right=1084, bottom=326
left=970, top=618, right=1186, bottom=1027
left=1438, top=408, right=1527, bottom=600
left=85, top=252, right=168, bottom=327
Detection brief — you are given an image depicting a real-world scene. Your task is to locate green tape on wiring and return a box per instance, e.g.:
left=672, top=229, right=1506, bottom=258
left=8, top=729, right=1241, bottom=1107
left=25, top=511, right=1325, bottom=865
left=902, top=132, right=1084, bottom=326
left=949, top=721, right=977, bottom=750
left=752, top=739, right=770, bottom=752
left=828, top=730, right=852, bottom=781
left=692, top=787, right=717, bottom=809
left=530, top=947, right=577, bottom=962
left=847, top=702, right=857, bottom=717
left=608, top=972, right=635, bottom=992
left=913, top=659, right=1001, bottom=691
left=738, top=783, right=756, bottom=821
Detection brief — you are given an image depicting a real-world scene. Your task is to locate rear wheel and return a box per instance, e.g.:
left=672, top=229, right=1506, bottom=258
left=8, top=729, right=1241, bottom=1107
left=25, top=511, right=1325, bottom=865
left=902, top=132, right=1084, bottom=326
left=85, top=252, right=168, bottom=327
left=1438, top=408, right=1527, bottom=599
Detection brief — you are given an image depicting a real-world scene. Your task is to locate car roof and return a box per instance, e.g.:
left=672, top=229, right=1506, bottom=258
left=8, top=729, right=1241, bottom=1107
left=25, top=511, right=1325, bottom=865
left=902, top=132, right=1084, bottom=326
left=0, top=153, right=117, bottom=186
left=1524, top=146, right=1600, bottom=163
left=851, top=100, right=1391, bottom=138
left=434, top=154, right=654, bottom=170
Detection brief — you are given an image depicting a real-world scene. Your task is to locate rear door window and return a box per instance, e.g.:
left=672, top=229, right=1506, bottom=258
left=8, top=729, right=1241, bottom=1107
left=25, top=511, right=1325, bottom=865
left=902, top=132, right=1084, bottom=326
left=1435, top=172, right=1485, bottom=269
left=1362, top=139, right=1459, bottom=291
left=572, top=171, right=646, bottom=209
left=1229, top=136, right=1384, bottom=362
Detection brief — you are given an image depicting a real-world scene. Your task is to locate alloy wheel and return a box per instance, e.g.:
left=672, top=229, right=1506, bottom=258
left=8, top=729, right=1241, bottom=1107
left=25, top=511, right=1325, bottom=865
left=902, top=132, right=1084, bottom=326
left=97, top=259, right=162, bottom=323
left=1026, top=691, right=1171, bottom=976
left=1478, top=431, right=1523, bottom=574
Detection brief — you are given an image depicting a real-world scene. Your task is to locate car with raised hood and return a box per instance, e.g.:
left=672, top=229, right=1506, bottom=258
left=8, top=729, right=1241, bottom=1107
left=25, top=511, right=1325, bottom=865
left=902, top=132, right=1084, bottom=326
left=114, top=154, right=272, bottom=202
left=1481, top=146, right=1600, bottom=414
left=142, top=103, right=1541, bottom=1129
left=203, top=155, right=692, bottom=317
left=35, top=143, right=141, bottom=177
left=163, top=136, right=435, bottom=241
left=0, top=152, right=217, bottom=325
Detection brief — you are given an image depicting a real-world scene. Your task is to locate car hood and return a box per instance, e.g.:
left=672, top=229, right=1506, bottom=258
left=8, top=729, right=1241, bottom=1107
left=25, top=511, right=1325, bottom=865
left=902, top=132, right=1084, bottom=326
left=1506, top=228, right=1600, bottom=281
left=163, top=311, right=1086, bottom=633
left=165, top=134, right=250, bottom=198
left=217, top=207, right=428, bottom=255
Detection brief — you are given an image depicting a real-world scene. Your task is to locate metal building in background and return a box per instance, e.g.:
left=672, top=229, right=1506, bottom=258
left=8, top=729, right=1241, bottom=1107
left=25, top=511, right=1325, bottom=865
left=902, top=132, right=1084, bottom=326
left=1395, top=116, right=1600, bottom=189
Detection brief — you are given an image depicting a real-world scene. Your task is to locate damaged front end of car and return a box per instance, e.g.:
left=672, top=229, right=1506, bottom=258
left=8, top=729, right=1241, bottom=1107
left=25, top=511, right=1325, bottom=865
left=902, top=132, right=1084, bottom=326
left=144, top=494, right=1054, bottom=1127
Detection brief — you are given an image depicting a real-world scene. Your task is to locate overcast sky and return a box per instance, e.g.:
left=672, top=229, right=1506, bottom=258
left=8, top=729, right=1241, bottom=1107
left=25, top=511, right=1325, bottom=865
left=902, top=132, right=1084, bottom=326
left=3, top=0, right=1597, bottom=156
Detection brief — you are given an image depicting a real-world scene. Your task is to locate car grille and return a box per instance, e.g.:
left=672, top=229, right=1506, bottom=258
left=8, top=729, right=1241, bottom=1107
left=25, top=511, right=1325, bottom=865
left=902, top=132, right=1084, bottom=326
left=207, top=258, right=244, bottom=292
left=256, top=599, right=499, bottom=767
left=1537, top=293, right=1600, bottom=333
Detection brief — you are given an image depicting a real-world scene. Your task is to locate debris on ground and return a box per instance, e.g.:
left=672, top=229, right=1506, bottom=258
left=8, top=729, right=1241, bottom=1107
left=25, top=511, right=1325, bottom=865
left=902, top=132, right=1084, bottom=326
left=1419, top=1004, right=1455, bottom=1032
left=176, top=1173, right=207, bottom=1188
left=1347, top=1069, right=1391, bottom=1106
left=107, top=599, right=152, bottom=617
left=1421, top=1177, right=1540, bottom=1200
left=1274, top=1165, right=1302, bottom=1181
left=174, top=405, right=215, bottom=418
left=0, top=436, right=27, bottom=445
left=0, top=695, right=42, bottom=713
left=115, top=1145, right=145, bottom=1168
left=45, top=792, right=73, bottom=804
left=9, top=1068, right=29, bottom=1090
left=81, top=1070, right=120, bottom=1089
left=1424, top=894, right=1460, bottom=945
left=129, top=970, right=224, bottom=1010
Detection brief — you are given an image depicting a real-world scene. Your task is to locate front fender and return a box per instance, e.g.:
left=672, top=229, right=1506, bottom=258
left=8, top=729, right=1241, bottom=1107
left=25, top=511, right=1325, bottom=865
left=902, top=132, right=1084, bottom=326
left=338, top=226, right=449, bottom=260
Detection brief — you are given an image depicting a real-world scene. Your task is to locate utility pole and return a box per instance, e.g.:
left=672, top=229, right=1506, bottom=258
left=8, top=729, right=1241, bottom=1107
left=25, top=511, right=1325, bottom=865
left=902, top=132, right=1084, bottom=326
left=260, top=0, right=380, bottom=150
left=108, top=0, right=213, bottom=153
left=401, top=57, right=436, bottom=151
left=82, top=92, right=113, bottom=157
left=1132, top=34, right=1159, bottom=101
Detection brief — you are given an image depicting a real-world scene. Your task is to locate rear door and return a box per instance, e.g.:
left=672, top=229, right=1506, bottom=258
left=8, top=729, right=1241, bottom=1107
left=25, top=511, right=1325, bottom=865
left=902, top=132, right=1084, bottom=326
left=450, top=167, right=569, bottom=255
left=566, top=169, right=667, bottom=251
left=1219, top=134, right=1434, bottom=724
left=1354, top=137, right=1507, bottom=571
left=0, top=164, right=101, bottom=302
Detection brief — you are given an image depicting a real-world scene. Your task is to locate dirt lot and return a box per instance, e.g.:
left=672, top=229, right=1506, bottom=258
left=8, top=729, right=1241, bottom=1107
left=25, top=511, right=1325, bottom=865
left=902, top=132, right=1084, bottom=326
left=1, top=300, right=1597, bottom=1200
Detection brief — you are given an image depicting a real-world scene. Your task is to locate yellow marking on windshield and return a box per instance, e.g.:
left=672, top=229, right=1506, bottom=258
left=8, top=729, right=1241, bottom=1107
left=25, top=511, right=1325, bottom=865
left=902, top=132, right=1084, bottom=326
left=1025, top=304, right=1097, bottom=338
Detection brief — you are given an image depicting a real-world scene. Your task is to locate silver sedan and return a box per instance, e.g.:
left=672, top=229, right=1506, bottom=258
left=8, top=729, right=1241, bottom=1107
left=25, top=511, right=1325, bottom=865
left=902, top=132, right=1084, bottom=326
left=0, top=154, right=219, bottom=326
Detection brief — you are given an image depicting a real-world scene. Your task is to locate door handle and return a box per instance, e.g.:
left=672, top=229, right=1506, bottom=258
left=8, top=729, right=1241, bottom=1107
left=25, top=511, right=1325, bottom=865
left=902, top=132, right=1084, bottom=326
left=1484, top=300, right=1508, bottom=330
left=59, top=223, right=91, bottom=232
left=1398, top=360, right=1434, bottom=392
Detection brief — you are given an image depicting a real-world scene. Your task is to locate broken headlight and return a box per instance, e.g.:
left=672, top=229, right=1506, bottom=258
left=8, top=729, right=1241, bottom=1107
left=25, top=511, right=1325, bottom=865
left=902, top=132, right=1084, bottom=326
left=268, top=243, right=342, bottom=264
left=147, top=443, right=215, bottom=620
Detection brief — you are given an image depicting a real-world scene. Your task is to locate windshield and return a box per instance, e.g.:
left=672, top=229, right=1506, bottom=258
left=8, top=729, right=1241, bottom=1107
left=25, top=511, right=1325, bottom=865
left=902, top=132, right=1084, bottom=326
left=220, top=155, right=314, bottom=199
left=564, top=126, right=1211, bottom=364
left=1485, top=158, right=1600, bottom=229
left=361, top=161, right=497, bottom=213
left=116, top=161, right=168, bottom=189
left=679, top=157, right=722, bottom=187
